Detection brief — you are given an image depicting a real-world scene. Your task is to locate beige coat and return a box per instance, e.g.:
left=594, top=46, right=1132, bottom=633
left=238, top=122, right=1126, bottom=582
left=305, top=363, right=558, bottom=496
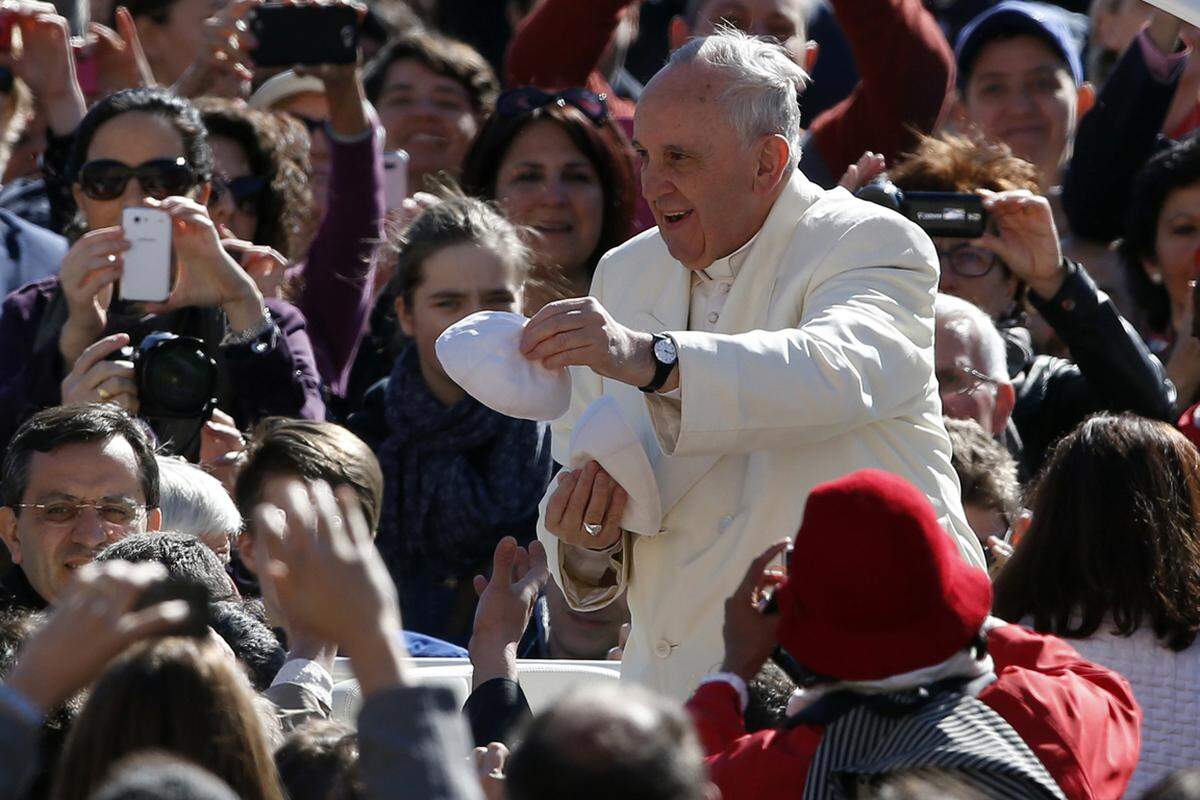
left=537, top=170, right=987, bottom=700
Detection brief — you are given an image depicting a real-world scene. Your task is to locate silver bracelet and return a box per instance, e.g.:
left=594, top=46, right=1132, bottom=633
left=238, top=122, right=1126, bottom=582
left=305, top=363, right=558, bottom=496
left=222, top=306, right=273, bottom=347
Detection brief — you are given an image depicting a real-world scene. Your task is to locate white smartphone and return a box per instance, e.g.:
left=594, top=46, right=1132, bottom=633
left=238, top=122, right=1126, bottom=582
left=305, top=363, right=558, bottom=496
left=382, top=149, right=409, bottom=212
left=120, top=207, right=172, bottom=303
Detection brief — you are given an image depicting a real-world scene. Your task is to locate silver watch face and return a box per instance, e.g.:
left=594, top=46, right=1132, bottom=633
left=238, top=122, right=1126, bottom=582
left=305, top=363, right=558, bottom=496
left=654, top=336, right=678, bottom=365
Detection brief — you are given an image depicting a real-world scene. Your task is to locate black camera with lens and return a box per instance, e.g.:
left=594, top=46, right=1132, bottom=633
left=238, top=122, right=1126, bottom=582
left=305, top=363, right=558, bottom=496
left=855, top=179, right=988, bottom=239
left=107, top=331, right=219, bottom=419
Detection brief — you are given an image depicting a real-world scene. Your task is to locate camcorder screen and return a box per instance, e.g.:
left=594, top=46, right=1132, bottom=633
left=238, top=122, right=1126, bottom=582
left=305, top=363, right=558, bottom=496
left=904, top=193, right=988, bottom=239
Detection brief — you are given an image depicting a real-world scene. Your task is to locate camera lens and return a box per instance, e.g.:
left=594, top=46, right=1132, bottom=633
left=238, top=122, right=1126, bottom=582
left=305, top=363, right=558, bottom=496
left=138, top=334, right=217, bottom=418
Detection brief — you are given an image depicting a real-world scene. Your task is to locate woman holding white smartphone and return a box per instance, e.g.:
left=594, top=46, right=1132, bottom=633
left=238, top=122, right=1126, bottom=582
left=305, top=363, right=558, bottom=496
left=0, top=87, right=326, bottom=452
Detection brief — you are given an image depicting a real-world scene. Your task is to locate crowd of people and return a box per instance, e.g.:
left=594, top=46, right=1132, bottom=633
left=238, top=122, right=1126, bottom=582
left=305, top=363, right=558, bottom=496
left=0, top=0, right=1196, bottom=797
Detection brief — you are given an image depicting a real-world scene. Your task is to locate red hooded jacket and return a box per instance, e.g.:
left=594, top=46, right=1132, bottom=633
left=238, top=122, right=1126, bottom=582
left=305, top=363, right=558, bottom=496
left=686, top=624, right=1141, bottom=800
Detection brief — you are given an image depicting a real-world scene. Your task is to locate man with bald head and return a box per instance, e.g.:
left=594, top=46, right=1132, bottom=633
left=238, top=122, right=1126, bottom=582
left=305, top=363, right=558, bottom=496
left=521, top=29, right=984, bottom=699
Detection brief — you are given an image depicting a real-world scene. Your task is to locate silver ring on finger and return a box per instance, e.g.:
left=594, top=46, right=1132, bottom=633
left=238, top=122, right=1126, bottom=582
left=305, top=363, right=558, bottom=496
left=583, top=522, right=603, bottom=537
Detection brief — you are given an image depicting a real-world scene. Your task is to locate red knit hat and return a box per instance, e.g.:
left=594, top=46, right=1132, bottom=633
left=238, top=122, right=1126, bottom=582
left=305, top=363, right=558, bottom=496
left=773, top=469, right=991, bottom=681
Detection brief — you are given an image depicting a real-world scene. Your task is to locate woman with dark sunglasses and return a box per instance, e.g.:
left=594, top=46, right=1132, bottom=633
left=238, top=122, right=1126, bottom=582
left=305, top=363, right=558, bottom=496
left=196, top=98, right=311, bottom=261
left=0, top=88, right=326, bottom=454
left=461, top=86, right=638, bottom=313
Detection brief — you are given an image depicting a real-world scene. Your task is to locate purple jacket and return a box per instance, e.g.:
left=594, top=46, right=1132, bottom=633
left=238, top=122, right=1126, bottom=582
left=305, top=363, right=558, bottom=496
left=289, top=121, right=385, bottom=399
left=0, top=276, right=325, bottom=449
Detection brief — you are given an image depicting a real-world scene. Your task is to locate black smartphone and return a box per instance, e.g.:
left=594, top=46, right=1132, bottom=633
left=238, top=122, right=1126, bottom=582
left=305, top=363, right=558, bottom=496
left=903, top=192, right=989, bottom=239
left=249, top=4, right=360, bottom=67
left=134, top=576, right=212, bottom=638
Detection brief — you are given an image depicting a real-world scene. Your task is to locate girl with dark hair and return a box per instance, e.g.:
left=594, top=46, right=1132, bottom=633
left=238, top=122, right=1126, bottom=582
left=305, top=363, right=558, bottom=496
left=52, top=635, right=286, bottom=800
left=461, top=87, right=637, bottom=312
left=348, top=194, right=552, bottom=644
left=0, top=87, right=325, bottom=455
left=993, top=413, right=1200, bottom=796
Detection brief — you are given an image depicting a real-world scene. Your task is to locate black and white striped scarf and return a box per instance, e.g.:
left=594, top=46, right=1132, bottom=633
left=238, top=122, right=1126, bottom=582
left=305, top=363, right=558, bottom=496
left=800, top=683, right=1066, bottom=799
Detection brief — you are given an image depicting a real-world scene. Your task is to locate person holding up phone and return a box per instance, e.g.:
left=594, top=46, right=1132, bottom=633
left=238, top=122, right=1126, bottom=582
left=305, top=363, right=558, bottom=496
left=246, top=0, right=386, bottom=408
left=0, top=87, right=326, bottom=454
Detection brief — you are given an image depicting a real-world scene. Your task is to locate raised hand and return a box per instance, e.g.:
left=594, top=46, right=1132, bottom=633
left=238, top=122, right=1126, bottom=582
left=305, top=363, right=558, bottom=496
left=6, top=560, right=189, bottom=711
left=973, top=189, right=1065, bottom=300
left=57, top=226, right=129, bottom=364
left=199, top=407, right=246, bottom=494
left=719, top=540, right=790, bottom=682
left=3, top=2, right=85, bottom=133
left=468, top=537, right=549, bottom=687
left=252, top=478, right=409, bottom=696
left=140, top=196, right=265, bottom=332
left=223, top=237, right=289, bottom=300
left=88, top=6, right=155, bottom=97
left=172, top=0, right=259, bottom=98
left=837, top=151, right=886, bottom=193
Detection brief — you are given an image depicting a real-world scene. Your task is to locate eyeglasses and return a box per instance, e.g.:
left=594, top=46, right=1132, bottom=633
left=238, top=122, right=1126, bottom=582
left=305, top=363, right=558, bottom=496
left=13, top=499, right=149, bottom=526
left=497, top=87, right=609, bottom=126
left=937, top=364, right=998, bottom=396
left=210, top=174, right=268, bottom=216
left=937, top=244, right=1000, bottom=278
left=78, top=157, right=196, bottom=201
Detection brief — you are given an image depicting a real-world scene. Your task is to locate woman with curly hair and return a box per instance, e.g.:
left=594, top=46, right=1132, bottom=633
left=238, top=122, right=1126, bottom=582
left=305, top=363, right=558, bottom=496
left=196, top=98, right=312, bottom=261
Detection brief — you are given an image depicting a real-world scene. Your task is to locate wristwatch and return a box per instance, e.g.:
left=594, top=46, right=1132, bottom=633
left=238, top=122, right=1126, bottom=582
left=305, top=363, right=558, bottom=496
left=639, top=333, right=678, bottom=393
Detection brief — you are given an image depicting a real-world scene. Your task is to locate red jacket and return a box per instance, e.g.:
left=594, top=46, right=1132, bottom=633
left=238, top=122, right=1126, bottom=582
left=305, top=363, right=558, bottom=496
left=686, top=624, right=1141, bottom=800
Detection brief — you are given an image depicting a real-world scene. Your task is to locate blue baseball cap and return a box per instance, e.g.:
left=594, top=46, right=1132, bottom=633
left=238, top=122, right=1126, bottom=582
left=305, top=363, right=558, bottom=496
left=955, top=1, right=1085, bottom=90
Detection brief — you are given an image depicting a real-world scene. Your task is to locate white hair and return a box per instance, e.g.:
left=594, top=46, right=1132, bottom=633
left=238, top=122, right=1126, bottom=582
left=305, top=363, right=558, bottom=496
left=667, top=27, right=810, bottom=166
left=157, top=456, right=242, bottom=538
left=934, top=293, right=1009, bottom=383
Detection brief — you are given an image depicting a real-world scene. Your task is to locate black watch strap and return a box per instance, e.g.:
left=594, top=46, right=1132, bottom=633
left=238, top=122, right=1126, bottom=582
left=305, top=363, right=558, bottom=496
left=639, top=334, right=677, bottom=393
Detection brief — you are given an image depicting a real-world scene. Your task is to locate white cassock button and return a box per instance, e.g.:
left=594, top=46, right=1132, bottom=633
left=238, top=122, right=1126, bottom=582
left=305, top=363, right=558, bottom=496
left=654, top=640, right=672, bottom=658
left=718, top=515, right=734, bottom=532
left=707, top=311, right=719, bottom=324
left=719, top=283, right=731, bottom=294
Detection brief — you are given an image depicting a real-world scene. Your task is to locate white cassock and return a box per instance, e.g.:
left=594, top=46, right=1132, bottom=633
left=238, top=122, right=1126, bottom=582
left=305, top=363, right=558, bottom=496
left=537, top=169, right=986, bottom=700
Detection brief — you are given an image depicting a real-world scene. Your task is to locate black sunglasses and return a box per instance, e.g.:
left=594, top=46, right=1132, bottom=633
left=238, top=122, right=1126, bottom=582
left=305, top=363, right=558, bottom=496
left=496, top=87, right=609, bottom=126
left=78, top=157, right=196, bottom=201
left=210, top=174, right=268, bottom=216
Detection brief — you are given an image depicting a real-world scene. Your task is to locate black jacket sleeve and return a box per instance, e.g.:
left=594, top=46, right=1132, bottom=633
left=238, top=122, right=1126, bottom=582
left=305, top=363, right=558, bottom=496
left=462, top=677, right=532, bottom=749
left=1013, top=261, right=1176, bottom=472
left=1062, top=36, right=1180, bottom=241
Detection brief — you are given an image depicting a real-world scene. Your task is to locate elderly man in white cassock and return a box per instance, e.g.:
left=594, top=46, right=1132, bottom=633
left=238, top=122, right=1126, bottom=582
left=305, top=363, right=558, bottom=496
left=518, top=27, right=986, bottom=700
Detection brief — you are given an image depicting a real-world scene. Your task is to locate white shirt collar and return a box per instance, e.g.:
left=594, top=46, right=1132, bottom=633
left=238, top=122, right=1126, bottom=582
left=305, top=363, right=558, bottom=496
left=697, top=229, right=759, bottom=283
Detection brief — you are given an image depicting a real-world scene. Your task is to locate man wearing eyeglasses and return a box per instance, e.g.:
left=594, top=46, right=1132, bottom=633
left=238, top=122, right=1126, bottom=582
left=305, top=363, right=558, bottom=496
left=0, top=404, right=161, bottom=612
left=935, top=293, right=1016, bottom=445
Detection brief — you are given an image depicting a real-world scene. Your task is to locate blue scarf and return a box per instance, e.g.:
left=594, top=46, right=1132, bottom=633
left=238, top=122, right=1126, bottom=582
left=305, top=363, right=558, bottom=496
left=375, top=346, right=552, bottom=582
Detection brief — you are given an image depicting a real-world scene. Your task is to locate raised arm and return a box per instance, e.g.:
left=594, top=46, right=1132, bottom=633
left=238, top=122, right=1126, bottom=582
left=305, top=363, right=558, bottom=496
left=504, top=0, right=631, bottom=89
left=808, top=0, right=954, bottom=183
left=254, top=479, right=483, bottom=800
left=290, top=63, right=384, bottom=398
